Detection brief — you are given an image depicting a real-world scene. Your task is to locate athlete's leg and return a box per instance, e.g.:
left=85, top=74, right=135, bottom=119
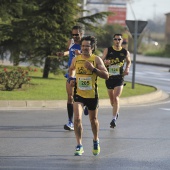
left=88, top=109, right=99, bottom=141
left=107, top=89, right=115, bottom=117
left=107, top=85, right=123, bottom=118
left=64, top=81, right=74, bottom=130
left=88, top=107, right=100, bottom=155
left=66, top=80, right=74, bottom=122
left=73, top=102, right=84, bottom=146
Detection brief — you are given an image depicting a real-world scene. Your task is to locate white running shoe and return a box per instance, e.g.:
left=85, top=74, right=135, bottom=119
left=64, top=121, right=74, bottom=131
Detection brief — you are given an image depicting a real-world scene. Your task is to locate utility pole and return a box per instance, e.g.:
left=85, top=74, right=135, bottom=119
left=126, top=0, right=147, bottom=89
left=132, top=20, right=138, bottom=89
left=127, top=0, right=137, bottom=89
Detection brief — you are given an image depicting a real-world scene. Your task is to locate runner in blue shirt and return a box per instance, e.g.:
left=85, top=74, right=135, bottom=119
left=57, top=26, right=88, bottom=131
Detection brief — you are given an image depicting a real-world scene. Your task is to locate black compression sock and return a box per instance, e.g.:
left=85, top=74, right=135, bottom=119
left=67, top=103, right=73, bottom=122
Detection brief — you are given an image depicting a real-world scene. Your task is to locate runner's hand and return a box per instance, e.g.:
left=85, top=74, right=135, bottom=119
left=56, top=52, right=64, bottom=56
left=75, top=50, right=81, bottom=55
left=84, top=61, right=94, bottom=71
left=104, top=60, right=111, bottom=66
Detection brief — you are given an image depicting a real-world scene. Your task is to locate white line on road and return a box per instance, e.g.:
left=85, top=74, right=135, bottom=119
left=159, top=108, right=170, bottom=111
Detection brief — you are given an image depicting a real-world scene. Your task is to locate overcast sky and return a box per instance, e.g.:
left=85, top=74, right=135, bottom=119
left=126, top=0, right=170, bottom=21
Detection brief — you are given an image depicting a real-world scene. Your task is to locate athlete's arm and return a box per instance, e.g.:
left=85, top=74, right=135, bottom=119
left=101, top=48, right=108, bottom=60
left=95, top=56, right=109, bottom=79
left=69, top=58, right=76, bottom=77
left=56, top=39, right=71, bottom=57
left=75, top=49, right=81, bottom=55
left=101, top=48, right=110, bottom=66
left=56, top=51, right=69, bottom=56
left=124, top=51, right=131, bottom=75
left=84, top=56, right=109, bottom=80
left=68, top=57, right=76, bottom=87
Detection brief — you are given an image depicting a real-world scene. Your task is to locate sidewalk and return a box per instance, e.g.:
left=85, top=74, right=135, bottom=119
left=131, top=54, right=170, bottom=68
left=0, top=55, right=170, bottom=110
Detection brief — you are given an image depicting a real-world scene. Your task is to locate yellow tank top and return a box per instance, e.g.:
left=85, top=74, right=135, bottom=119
left=74, top=54, right=98, bottom=98
left=122, top=32, right=129, bottom=42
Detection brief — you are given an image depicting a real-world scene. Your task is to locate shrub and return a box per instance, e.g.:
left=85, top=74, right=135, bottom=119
left=0, top=67, right=31, bottom=91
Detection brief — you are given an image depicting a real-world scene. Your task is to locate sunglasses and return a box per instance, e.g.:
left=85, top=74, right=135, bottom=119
left=113, top=38, right=122, bottom=41
left=72, top=34, right=79, bottom=36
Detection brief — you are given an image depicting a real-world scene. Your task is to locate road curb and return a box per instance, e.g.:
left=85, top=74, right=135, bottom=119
left=0, top=89, right=169, bottom=110
left=99, top=89, right=169, bottom=107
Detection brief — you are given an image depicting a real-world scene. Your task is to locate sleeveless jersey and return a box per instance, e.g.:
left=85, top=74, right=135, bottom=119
left=68, top=42, right=81, bottom=67
left=106, top=46, right=127, bottom=77
left=122, top=32, right=129, bottom=43
left=69, top=38, right=74, bottom=49
left=73, top=54, right=98, bottom=98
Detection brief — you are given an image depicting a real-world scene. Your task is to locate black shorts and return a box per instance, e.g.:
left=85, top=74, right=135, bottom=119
left=105, top=76, right=124, bottom=89
left=73, top=95, right=99, bottom=110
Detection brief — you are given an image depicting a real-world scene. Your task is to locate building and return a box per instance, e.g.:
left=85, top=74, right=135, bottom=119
left=84, top=0, right=127, bottom=26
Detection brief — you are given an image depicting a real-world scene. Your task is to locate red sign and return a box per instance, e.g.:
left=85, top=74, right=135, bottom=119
left=107, top=7, right=126, bottom=26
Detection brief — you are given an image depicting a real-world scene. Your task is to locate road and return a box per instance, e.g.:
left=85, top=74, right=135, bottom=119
left=126, top=64, right=170, bottom=93
left=0, top=63, right=170, bottom=170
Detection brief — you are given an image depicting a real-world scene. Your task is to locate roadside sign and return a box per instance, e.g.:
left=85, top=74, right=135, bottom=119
left=125, top=20, right=148, bottom=38
left=125, top=20, right=147, bottom=89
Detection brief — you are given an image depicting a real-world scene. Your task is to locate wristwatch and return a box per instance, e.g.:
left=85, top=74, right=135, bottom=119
left=92, top=68, right=97, bottom=73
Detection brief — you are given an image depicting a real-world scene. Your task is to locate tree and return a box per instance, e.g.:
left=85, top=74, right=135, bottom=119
left=96, top=24, right=123, bottom=48
left=0, top=0, right=81, bottom=75
left=0, top=0, right=110, bottom=78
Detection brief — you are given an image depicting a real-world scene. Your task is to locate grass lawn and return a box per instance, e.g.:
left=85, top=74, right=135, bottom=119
left=0, top=66, right=156, bottom=100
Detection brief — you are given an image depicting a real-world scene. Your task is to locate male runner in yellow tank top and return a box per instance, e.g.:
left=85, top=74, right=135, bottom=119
left=69, top=36, right=109, bottom=156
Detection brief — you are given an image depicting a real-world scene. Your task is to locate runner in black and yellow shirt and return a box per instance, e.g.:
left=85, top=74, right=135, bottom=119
left=69, top=36, right=109, bottom=156
left=102, top=33, right=131, bottom=128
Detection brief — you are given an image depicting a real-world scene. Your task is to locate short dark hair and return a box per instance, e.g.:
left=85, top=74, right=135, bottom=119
left=72, top=25, right=83, bottom=33
left=113, top=33, right=122, bottom=38
left=80, top=36, right=97, bottom=53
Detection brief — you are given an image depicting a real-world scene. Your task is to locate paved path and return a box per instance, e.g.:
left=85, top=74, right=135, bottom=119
left=0, top=100, right=170, bottom=170
left=0, top=55, right=170, bottom=170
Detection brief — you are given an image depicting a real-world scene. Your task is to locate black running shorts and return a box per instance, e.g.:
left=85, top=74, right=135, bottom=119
left=73, top=95, right=99, bottom=110
left=105, top=76, right=124, bottom=89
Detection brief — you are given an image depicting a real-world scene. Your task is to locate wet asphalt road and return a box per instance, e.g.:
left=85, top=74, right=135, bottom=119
left=0, top=97, right=170, bottom=170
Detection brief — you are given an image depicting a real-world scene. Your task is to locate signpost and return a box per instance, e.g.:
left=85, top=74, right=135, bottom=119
left=125, top=20, right=148, bottom=89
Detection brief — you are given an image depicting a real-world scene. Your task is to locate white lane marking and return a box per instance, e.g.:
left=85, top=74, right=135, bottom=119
left=159, top=108, right=170, bottom=111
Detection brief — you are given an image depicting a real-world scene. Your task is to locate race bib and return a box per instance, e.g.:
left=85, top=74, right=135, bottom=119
left=78, top=77, right=92, bottom=90
left=108, top=65, right=120, bottom=75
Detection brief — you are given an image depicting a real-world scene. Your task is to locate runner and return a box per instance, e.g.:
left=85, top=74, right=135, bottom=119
left=57, top=26, right=88, bottom=131
left=69, top=36, right=109, bottom=156
left=102, top=33, right=131, bottom=128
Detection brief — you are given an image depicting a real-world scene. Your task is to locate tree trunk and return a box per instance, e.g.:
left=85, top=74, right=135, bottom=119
left=13, top=52, right=20, bottom=66
left=43, top=57, right=51, bottom=78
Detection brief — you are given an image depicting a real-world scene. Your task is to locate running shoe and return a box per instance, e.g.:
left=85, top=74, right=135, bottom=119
left=64, top=121, right=74, bottom=131
left=92, top=140, right=100, bottom=156
left=84, top=106, right=88, bottom=116
left=110, top=119, right=116, bottom=128
left=74, top=145, right=84, bottom=156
